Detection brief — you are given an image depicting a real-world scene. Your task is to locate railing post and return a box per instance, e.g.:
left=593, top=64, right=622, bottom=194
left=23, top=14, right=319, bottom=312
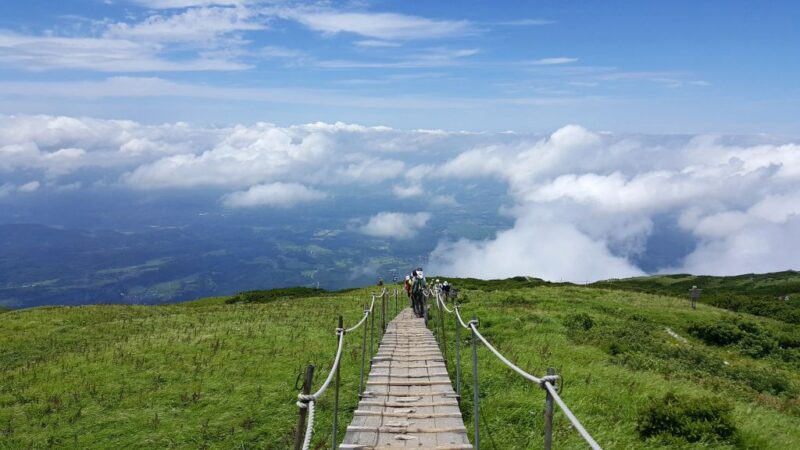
left=544, top=367, right=556, bottom=450
left=438, top=295, right=448, bottom=373
left=369, top=296, right=375, bottom=366
left=381, top=291, right=386, bottom=332
left=332, top=316, right=343, bottom=449
left=358, top=304, right=368, bottom=398
left=470, top=316, right=480, bottom=450
left=294, top=364, right=315, bottom=450
left=455, top=304, right=462, bottom=401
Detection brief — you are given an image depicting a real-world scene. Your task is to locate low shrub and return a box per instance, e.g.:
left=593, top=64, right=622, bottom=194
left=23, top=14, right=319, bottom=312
left=225, top=287, right=327, bottom=304
left=563, top=313, right=594, bottom=332
left=688, top=322, right=743, bottom=346
left=636, top=392, right=737, bottom=443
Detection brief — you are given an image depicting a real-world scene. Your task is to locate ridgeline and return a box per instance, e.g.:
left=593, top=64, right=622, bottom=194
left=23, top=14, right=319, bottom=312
left=1, top=274, right=799, bottom=448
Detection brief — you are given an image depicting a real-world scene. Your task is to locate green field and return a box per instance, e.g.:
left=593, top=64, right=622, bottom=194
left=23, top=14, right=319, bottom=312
left=1, top=279, right=799, bottom=449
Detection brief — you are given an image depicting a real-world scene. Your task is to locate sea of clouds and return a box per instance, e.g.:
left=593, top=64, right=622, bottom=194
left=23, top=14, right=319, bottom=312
left=2, top=114, right=799, bottom=281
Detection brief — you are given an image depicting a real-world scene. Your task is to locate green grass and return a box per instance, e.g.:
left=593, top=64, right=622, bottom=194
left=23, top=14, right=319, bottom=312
left=1, top=281, right=799, bottom=449
left=591, top=271, right=800, bottom=323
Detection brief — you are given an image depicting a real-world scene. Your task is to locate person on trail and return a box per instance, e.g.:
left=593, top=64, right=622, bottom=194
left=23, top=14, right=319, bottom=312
left=404, top=275, right=412, bottom=298
left=442, top=280, right=451, bottom=298
left=411, top=268, right=427, bottom=318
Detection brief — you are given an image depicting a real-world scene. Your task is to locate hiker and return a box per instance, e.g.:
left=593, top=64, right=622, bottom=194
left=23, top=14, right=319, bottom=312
left=441, top=280, right=451, bottom=298
left=404, top=275, right=412, bottom=298
left=411, top=268, right=427, bottom=318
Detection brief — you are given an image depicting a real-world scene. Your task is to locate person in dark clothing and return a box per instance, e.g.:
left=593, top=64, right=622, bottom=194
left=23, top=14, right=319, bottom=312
left=411, top=268, right=427, bottom=318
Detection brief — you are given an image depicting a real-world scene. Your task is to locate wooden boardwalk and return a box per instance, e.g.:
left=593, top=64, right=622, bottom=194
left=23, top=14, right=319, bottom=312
left=340, top=308, right=472, bottom=450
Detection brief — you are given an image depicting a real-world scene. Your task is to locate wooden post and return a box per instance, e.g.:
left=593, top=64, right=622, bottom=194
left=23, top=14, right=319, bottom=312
left=332, top=316, right=343, bottom=449
left=294, top=364, right=315, bottom=450
left=544, top=367, right=555, bottom=450
left=471, top=316, right=480, bottom=449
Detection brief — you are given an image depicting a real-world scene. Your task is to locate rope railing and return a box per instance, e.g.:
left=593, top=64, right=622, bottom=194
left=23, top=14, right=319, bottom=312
left=293, top=287, right=395, bottom=450
left=431, top=288, right=602, bottom=450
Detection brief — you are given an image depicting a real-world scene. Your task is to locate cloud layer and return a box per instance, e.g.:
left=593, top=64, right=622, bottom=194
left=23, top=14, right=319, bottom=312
left=360, top=212, right=432, bottom=239
left=2, top=114, right=799, bottom=281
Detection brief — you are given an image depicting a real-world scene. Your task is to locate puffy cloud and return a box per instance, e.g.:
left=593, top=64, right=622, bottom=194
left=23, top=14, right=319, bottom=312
left=222, top=182, right=327, bottom=208
left=360, top=212, right=431, bottom=239
left=429, top=217, right=644, bottom=282
left=432, top=125, right=800, bottom=280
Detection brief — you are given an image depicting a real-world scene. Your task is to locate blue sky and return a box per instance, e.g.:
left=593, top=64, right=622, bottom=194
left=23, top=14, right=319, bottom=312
left=0, top=0, right=798, bottom=133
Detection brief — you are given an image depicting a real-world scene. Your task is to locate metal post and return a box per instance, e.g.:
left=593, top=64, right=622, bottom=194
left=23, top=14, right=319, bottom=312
left=455, top=304, right=462, bottom=401
left=358, top=303, right=368, bottom=398
left=369, top=297, right=375, bottom=365
left=381, top=291, right=387, bottom=332
left=438, top=295, right=448, bottom=373
left=471, top=316, right=480, bottom=449
left=294, top=364, right=315, bottom=450
left=423, top=295, right=429, bottom=325
left=544, top=367, right=556, bottom=450
left=332, top=316, right=343, bottom=449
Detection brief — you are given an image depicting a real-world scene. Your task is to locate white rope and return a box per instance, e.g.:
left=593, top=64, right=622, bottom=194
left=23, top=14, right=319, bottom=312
left=543, top=381, right=602, bottom=450
left=436, top=291, right=453, bottom=313
left=297, top=329, right=344, bottom=404
left=454, top=305, right=470, bottom=329
left=468, top=322, right=542, bottom=384
left=345, top=295, right=376, bottom=333
left=301, top=400, right=316, bottom=450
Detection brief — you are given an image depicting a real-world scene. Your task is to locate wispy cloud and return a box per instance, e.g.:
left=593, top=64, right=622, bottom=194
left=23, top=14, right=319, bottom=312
left=492, top=19, right=555, bottom=26
left=354, top=40, right=401, bottom=48
left=0, top=31, right=249, bottom=71
left=317, top=47, right=479, bottom=69
left=105, top=6, right=264, bottom=45
left=129, top=0, right=246, bottom=9
left=530, top=57, right=578, bottom=66
left=275, top=9, right=476, bottom=40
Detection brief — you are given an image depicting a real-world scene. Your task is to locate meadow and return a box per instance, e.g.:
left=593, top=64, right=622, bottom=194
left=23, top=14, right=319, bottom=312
left=1, top=279, right=799, bottom=449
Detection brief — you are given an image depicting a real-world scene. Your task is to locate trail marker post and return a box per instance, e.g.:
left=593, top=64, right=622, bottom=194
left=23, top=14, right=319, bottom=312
left=689, top=286, right=701, bottom=310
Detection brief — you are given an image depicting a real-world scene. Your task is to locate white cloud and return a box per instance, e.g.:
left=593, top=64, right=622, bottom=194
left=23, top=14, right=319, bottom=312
left=428, top=217, right=644, bottom=282
left=432, top=125, right=800, bottom=280
left=17, top=181, right=40, bottom=192
left=530, top=57, right=578, bottom=65
left=0, top=31, right=248, bottom=72
left=278, top=9, right=474, bottom=40
left=354, top=40, right=401, bottom=48
left=105, top=6, right=264, bottom=45
left=392, top=183, right=424, bottom=198
left=130, top=0, right=245, bottom=8
left=360, top=212, right=431, bottom=239
left=222, top=182, right=327, bottom=208
left=2, top=113, right=800, bottom=280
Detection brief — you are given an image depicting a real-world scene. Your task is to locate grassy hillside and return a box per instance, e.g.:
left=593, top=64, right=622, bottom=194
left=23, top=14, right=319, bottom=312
left=1, top=282, right=799, bottom=449
left=591, top=271, right=800, bottom=324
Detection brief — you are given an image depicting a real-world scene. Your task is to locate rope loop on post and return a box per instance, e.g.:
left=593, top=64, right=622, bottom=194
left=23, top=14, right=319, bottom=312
left=540, top=375, right=560, bottom=389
